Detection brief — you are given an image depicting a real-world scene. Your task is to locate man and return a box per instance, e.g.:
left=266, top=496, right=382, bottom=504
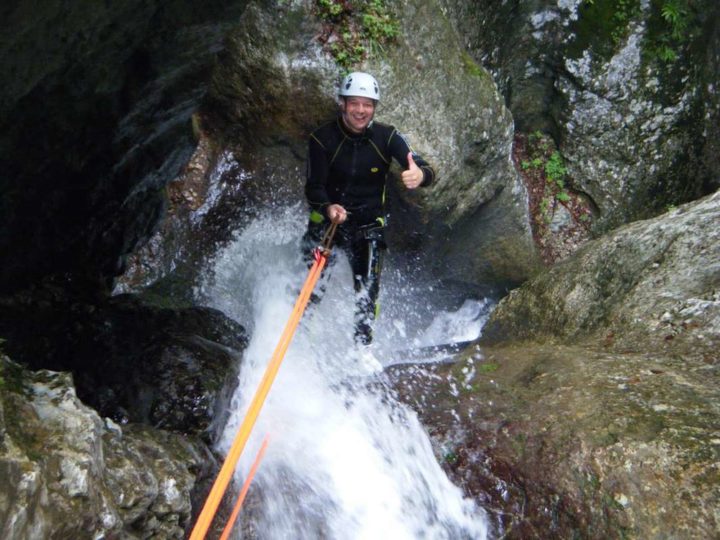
left=304, top=71, right=435, bottom=346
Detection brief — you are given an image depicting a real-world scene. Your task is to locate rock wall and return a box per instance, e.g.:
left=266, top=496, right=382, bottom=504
left=3, top=0, right=716, bottom=296
left=441, top=0, right=720, bottom=231
left=0, top=0, right=247, bottom=294
left=0, top=355, right=212, bottom=538
left=170, top=0, right=544, bottom=291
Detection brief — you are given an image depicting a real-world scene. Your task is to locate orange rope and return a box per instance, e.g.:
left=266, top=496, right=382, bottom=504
left=189, top=249, right=329, bottom=539
left=219, top=435, right=270, bottom=540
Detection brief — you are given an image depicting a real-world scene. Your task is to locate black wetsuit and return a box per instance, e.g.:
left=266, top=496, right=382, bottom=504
left=304, top=116, right=434, bottom=344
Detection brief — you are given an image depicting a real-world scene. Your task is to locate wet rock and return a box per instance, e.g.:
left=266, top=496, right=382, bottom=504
left=373, top=0, right=543, bottom=287
left=0, top=287, right=247, bottom=437
left=440, top=0, right=720, bottom=231
left=0, top=355, right=213, bottom=539
left=152, top=0, right=543, bottom=292
left=481, top=189, right=720, bottom=360
left=0, top=0, right=246, bottom=295
left=512, top=131, right=595, bottom=266
left=116, top=2, right=340, bottom=293
left=389, top=343, right=720, bottom=538
left=114, top=130, right=253, bottom=296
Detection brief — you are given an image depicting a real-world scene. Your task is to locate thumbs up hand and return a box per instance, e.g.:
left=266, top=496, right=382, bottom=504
left=401, top=152, right=424, bottom=189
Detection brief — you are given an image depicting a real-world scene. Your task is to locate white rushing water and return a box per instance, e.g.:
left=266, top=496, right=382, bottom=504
left=198, top=204, right=490, bottom=539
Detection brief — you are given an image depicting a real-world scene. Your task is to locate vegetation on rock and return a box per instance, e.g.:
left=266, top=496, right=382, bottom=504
left=314, top=0, right=399, bottom=70
left=514, top=131, right=594, bottom=265
left=578, top=0, right=704, bottom=65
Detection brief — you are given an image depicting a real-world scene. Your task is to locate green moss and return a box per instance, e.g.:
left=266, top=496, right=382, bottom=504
left=4, top=406, right=45, bottom=462
left=0, top=357, right=32, bottom=397
left=461, top=52, right=483, bottom=78
left=690, top=466, right=720, bottom=488
left=624, top=410, right=667, bottom=441
left=593, top=428, right=621, bottom=447
left=539, top=197, right=551, bottom=223
left=478, top=362, right=499, bottom=374
left=575, top=469, right=610, bottom=517
left=601, top=492, right=627, bottom=513
left=0, top=360, right=44, bottom=461
left=443, top=449, right=459, bottom=465
left=510, top=432, right=528, bottom=458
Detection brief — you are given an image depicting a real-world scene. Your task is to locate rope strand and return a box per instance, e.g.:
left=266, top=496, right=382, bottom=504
left=188, top=223, right=337, bottom=539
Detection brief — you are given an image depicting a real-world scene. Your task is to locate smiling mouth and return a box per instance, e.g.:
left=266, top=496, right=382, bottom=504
left=343, top=111, right=370, bottom=132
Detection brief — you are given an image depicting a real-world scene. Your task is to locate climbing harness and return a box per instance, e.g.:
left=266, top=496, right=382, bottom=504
left=189, top=224, right=337, bottom=540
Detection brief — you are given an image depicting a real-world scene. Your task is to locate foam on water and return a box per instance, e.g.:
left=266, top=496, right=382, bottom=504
left=198, top=205, right=489, bottom=539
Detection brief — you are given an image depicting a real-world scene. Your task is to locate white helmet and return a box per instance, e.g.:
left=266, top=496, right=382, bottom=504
left=339, top=72, right=380, bottom=102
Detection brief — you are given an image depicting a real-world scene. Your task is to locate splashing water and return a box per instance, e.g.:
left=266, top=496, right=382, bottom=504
left=198, top=205, right=489, bottom=539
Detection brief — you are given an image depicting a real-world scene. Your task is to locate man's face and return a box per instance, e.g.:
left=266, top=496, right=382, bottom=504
left=340, top=96, right=376, bottom=134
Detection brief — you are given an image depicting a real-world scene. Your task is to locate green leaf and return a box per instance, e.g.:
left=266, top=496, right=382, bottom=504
left=544, top=151, right=567, bottom=182
left=661, top=2, right=680, bottom=24
left=657, top=45, right=677, bottom=62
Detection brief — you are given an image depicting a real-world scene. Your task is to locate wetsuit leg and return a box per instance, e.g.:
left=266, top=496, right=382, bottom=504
left=349, top=235, right=384, bottom=345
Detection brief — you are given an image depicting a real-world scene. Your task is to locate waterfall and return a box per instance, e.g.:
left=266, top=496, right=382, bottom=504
left=197, top=203, right=490, bottom=539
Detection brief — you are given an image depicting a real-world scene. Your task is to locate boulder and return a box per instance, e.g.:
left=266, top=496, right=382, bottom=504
left=0, top=355, right=213, bottom=539
left=0, top=287, right=247, bottom=436
left=481, top=189, right=720, bottom=360
left=368, top=0, right=542, bottom=287
left=386, top=187, right=720, bottom=537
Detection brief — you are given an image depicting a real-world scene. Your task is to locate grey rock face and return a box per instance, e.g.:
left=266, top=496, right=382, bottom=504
left=370, top=0, right=542, bottom=287
left=558, top=17, right=696, bottom=229
left=482, top=189, right=720, bottom=359
left=441, top=0, right=720, bottom=231
left=0, top=356, right=210, bottom=539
